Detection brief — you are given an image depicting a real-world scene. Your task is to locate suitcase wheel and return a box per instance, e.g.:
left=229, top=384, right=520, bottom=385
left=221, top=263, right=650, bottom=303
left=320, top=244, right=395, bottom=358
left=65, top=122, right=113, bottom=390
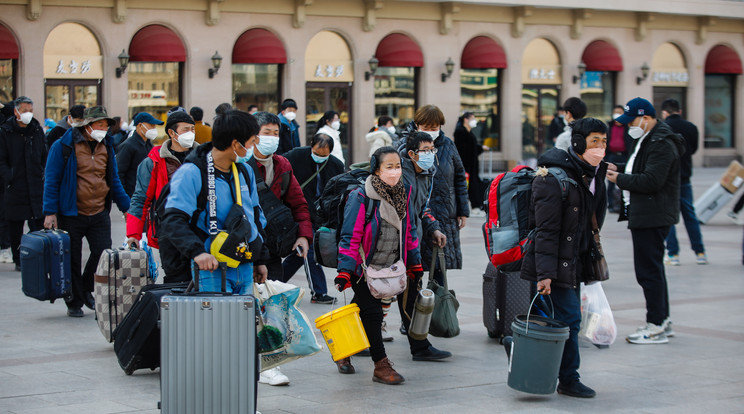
left=487, top=330, right=498, bottom=339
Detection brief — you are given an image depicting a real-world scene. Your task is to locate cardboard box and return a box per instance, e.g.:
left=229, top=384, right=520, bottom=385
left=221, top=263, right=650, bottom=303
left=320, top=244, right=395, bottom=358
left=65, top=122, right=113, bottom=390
left=720, top=160, right=744, bottom=194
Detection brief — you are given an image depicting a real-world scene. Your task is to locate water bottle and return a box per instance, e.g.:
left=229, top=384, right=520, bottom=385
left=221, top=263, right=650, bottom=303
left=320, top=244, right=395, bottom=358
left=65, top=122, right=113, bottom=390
left=408, top=289, right=435, bottom=340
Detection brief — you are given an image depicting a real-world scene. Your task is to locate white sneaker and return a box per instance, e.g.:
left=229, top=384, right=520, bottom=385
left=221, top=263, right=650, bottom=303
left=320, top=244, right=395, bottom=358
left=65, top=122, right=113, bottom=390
left=471, top=208, right=487, bottom=218
left=626, top=323, right=669, bottom=344
left=259, top=367, right=289, bottom=386
left=662, top=318, right=675, bottom=338
left=0, top=248, right=13, bottom=264
left=727, top=211, right=744, bottom=225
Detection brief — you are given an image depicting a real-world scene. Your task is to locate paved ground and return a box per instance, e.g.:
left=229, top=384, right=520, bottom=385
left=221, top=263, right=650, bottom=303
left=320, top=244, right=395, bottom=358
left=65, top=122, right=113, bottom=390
left=0, top=167, right=743, bottom=414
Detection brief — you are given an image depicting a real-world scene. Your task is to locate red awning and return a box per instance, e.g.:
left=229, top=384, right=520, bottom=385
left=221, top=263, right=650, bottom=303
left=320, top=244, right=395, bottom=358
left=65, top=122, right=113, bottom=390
left=0, top=24, right=18, bottom=60
left=705, top=45, right=743, bottom=74
left=461, top=36, right=507, bottom=69
left=129, top=25, right=186, bottom=62
left=375, top=33, right=423, bottom=67
left=232, top=29, right=286, bottom=64
left=581, top=40, right=623, bottom=72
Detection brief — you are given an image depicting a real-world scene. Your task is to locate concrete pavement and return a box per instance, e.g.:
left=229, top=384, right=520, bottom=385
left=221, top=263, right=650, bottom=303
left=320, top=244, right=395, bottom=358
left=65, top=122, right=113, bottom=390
left=0, top=167, right=743, bottom=413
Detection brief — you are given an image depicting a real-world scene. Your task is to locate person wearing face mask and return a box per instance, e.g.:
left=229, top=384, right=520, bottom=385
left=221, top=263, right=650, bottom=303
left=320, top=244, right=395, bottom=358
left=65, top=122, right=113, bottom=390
left=0, top=96, right=47, bottom=271
left=43, top=106, right=130, bottom=317
left=555, top=97, right=588, bottom=152
left=160, top=109, right=269, bottom=294
left=334, top=147, right=424, bottom=384
left=125, top=111, right=197, bottom=282
left=520, top=117, right=609, bottom=399
left=277, top=99, right=300, bottom=155
left=46, top=104, right=86, bottom=149
left=283, top=134, right=344, bottom=304
left=454, top=112, right=489, bottom=216
left=606, top=97, right=686, bottom=345
left=366, top=116, right=397, bottom=157
left=315, top=110, right=345, bottom=165
left=116, top=112, right=165, bottom=197
left=605, top=105, right=633, bottom=213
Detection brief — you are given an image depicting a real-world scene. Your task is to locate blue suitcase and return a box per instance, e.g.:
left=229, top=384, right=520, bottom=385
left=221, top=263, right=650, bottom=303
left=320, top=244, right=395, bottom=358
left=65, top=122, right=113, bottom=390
left=20, top=230, right=72, bottom=303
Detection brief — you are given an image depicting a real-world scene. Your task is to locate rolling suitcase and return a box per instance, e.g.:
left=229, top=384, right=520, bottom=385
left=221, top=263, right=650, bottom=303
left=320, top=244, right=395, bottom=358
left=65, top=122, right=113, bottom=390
left=694, top=183, right=734, bottom=224
left=113, top=282, right=189, bottom=375
left=95, top=247, right=155, bottom=342
left=160, top=263, right=257, bottom=414
left=20, top=229, right=72, bottom=302
left=482, top=262, right=534, bottom=340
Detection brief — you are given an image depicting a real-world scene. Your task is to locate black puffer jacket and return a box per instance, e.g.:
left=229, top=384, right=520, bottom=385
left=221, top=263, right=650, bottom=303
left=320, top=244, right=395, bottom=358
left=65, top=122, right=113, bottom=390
left=521, top=148, right=607, bottom=289
left=616, top=121, right=686, bottom=229
left=0, top=116, right=47, bottom=220
left=284, top=146, right=344, bottom=228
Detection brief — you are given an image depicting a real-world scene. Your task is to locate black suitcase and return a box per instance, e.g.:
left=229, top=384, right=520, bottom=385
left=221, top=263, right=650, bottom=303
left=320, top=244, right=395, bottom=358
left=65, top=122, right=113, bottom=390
left=113, top=282, right=188, bottom=375
left=482, top=262, right=535, bottom=340
left=20, top=230, right=72, bottom=302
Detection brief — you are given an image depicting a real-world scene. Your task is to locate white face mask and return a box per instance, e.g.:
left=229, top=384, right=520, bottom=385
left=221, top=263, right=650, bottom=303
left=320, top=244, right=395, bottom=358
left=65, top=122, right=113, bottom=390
left=69, top=116, right=84, bottom=128
left=284, top=111, right=297, bottom=122
left=387, top=126, right=396, bottom=135
left=17, top=110, right=33, bottom=125
left=628, top=118, right=647, bottom=140
left=176, top=131, right=195, bottom=148
left=421, top=129, right=439, bottom=139
left=144, top=126, right=159, bottom=140
left=331, top=121, right=341, bottom=131
left=88, top=127, right=107, bottom=142
left=612, top=113, right=621, bottom=121
left=468, top=119, right=478, bottom=128
left=120, top=122, right=128, bottom=130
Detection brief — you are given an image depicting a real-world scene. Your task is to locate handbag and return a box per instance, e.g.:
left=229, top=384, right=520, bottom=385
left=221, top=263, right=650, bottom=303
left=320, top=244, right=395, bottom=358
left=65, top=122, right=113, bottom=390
left=427, top=246, right=460, bottom=338
left=359, top=228, right=407, bottom=300
left=588, top=213, right=609, bottom=283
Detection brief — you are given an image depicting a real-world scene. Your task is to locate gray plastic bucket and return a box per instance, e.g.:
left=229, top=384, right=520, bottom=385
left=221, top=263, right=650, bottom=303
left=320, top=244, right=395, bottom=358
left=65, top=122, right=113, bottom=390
left=507, top=298, right=569, bottom=395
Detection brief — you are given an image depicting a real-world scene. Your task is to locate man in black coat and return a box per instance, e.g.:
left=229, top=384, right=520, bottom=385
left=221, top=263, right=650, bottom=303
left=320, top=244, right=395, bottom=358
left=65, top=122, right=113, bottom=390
left=46, top=104, right=85, bottom=149
left=660, top=98, right=707, bottom=265
left=521, top=118, right=608, bottom=399
left=607, top=97, right=686, bottom=345
left=116, top=112, right=164, bottom=197
left=0, top=96, right=47, bottom=270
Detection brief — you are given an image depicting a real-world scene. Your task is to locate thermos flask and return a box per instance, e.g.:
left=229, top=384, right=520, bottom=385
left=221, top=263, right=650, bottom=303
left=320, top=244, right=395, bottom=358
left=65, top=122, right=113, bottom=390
left=408, top=289, right=435, bottom=340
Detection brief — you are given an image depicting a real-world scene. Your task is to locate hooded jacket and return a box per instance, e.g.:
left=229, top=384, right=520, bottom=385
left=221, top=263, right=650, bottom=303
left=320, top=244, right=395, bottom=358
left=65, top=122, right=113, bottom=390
left=365, top=129, right=393, bottom=157
left=0, top=116, right=47, bottom=220
left=521, top=147, right=608, bottom=288
left=616, top=121, right=686, bottom=229
left=117, top=132, right=154, bottom=197
left=317, top=124, right=344, bottom=165
left=663, top=114, right=697, bottom=184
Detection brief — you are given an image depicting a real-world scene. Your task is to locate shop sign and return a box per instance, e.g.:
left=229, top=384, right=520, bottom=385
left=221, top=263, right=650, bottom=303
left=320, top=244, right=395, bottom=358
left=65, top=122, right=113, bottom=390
left=44, top=55, right=103, bottom=79
left=305, top=59, right=353, bottom=82
left=651, top=70, right=689, bottom=87
left=522, top=65, right=561, bottom=85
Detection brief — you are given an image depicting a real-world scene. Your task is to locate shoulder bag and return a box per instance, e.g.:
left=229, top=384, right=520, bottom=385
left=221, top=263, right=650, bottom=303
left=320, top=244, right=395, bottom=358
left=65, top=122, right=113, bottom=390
left=427, top=246, right=460, bottom=337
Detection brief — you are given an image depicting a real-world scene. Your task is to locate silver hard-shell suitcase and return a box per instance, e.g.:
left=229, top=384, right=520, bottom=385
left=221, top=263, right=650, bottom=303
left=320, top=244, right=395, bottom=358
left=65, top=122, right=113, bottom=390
left=694, top=183, right=734, bottom=224
left=159, top=263, right=257, bottom=414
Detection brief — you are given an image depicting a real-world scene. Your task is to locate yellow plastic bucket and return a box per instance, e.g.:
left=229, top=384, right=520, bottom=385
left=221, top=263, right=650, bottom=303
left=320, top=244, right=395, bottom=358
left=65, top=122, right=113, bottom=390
left=314, top=303, right=370, bottom=361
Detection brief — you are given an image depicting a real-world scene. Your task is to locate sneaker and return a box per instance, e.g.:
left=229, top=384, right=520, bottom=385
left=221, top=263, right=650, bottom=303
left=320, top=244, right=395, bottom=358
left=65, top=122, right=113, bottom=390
left=696, top=253, right=708, bottom=265
left=381, top=321, right=394, bottom=342
left=259, top=367, right=289, bottom=386
left=0, top=248, right=13, bottom=263
left=311, top=293, right=336, bottom=304
left=626, top=323, right=669, bottom=344
left=470, top=208, right=486, bottom=218
left=662, top=318, right=675, bottom=338
left=664, top=255, right=680, bottom=266
left=67, top=307, right=84, bottom=318
left=727, top=211, right=744, bottom=225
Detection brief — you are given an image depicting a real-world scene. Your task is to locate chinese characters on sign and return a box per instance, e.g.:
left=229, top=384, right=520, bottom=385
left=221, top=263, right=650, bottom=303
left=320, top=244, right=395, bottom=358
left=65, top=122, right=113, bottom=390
left=314, top=64, right=345, bottom=78
left=528, top=68, right=556, bottom=81
left=55, top=59, right=93, bottom=75
left=652, top=71, right=689, bottom=83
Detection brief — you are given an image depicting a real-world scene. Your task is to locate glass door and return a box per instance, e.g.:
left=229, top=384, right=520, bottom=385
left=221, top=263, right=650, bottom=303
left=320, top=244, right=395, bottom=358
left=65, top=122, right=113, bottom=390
left=521, top=85, right=559, bottom=160
left=305, top=82, right=352, bottom=164
left=45, top=79, right=101, bottom=121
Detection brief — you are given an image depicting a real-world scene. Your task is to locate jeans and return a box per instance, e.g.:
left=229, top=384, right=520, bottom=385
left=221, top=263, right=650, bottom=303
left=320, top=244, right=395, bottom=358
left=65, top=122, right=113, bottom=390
left=551, top=285, right=581, bottom=384
left=58, top=211, right=112, bottom=309
left=195, top=263, right=252, bottom=294
left=8, top=218, right=44, bottom=264
left=666, top=183, right=705, bottom=256
left=280, top=247, right=328, bottom=295
left=631, top=226, right=670, bottom=325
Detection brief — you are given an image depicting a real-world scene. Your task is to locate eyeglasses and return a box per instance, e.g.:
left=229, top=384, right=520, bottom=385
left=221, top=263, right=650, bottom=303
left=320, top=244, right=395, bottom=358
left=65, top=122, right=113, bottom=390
left=414, top=148, right=438, bottom=155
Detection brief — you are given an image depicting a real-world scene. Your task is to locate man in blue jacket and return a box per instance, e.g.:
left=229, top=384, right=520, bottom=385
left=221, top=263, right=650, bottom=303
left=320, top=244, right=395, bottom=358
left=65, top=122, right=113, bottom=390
left=43, top=106, right=130, bottom=317
left=276, top=99, right=300, bottom=155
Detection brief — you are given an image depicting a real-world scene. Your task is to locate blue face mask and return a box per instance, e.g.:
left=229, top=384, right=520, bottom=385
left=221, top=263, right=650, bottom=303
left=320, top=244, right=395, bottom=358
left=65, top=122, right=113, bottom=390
left=256, top=135, right=279, bottom=156
left=416, top=152, right=435, bottom=170
left=234, top=144, right=254, bottom=164
left=311, top=153, right=329, bottom=164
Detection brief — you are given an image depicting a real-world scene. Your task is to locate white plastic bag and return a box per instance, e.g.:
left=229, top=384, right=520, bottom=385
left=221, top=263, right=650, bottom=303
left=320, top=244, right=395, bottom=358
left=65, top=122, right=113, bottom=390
left=579, top=282, right=616, bottom=345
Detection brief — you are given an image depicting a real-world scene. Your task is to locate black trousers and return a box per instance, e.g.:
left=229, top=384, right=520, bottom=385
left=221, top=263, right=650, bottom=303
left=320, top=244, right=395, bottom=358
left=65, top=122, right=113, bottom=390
left=0, top=188, right=9, bottom=249
left=159, top=237, right=191, bottom=283
left=59, top=211, right=112, bottom=309
left=8, top=218, right=43, bottom=264
left=631, top=226, right=670, bottom=326
left=397, top=276, right=432, bottom=354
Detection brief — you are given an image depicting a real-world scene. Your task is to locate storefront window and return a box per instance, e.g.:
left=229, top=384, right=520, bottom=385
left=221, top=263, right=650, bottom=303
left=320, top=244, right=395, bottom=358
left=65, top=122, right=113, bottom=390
left=374, top=67, right=416, bottom=130
left=233, top=64, right=280, bottom=113
left=0, top=59, right=13, bottom=102
left=581, top=71, right=615, bottom=120
left=127, top=62, right=180, bottom=121
left=460, top=68, right=500, bottom=150
left=704, top=75, right=735, bottom=148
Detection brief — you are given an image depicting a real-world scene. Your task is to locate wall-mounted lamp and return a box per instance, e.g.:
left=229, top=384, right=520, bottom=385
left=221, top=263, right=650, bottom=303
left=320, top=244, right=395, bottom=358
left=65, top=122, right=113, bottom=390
left=115, top=49, right=129, bottom=78
left=208, top=51, right=223, bottom=79
left=441, top=57, right=455, bottom=82
left=636, top=62, right=650, bottom=85
left=572, top=61, right=587, bottom=84
left=365, top=56, right=379, bottom=81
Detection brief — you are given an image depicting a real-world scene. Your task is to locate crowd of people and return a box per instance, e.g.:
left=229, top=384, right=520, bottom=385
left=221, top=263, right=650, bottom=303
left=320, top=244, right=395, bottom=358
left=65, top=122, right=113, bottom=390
left=0, top=91, right=732, bottom=397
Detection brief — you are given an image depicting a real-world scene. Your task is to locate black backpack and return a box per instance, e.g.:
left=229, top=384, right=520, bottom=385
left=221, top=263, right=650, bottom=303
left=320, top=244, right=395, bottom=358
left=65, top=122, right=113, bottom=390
left=250, top=162, right=299, bottom=258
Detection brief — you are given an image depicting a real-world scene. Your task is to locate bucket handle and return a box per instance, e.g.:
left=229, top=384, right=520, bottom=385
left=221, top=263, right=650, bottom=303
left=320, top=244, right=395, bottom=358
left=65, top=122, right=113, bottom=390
left=328, top=289, right=348, bottom=321
left=526, top=291, right=554, bottom=335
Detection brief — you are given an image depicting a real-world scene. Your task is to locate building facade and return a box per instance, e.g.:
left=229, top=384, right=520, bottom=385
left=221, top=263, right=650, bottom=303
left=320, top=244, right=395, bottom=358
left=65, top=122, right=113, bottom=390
left=1, top=0, right=742, bottom=166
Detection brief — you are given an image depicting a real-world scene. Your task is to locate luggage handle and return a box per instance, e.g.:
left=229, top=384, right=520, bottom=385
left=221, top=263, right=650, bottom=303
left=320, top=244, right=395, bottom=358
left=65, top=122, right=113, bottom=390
left=191, top=261, right=228, bottom=294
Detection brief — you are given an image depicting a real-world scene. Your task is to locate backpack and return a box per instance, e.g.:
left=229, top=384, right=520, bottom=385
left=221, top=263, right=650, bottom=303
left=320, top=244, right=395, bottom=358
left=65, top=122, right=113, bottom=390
left=251, top=164, right=299, bottom=258
left=482, top=165, right=577, bottom=271
left=313, top=167, right=374, bottom=268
